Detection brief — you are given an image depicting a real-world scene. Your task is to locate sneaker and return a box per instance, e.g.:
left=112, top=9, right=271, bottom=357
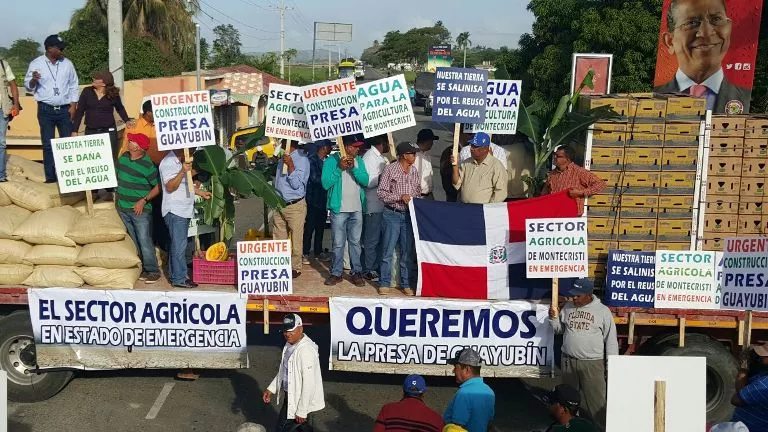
left=144, top=272, right=162, bottom=284
left=172, top=280, right=198, bottom=289
left=0, top=178, right=7, bottom=183
left=363, top=271, right=379, bottom=281
left=324, top=275, right=343, bottom=286
left=318, top=252, right=331, bottom=262
left=138, top=271, right=148, bottom=281
left=350, top=273, right=366, bottom=287
left=292, top=270, right=302, bottom=278
left=302, top=255, right=311, bottom=265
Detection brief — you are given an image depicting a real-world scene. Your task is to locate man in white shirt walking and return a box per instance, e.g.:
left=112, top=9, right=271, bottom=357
left=264, top=313, right=325, bottom=432
left=361, top=134, right=389, bottom=281
left=415, top=129, right=437, bottom=199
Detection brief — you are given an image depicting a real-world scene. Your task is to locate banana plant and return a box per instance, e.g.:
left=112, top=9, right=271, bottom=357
left=194, top=123, right=285, bottom=242
left=518, top=70, right=619, bottom=196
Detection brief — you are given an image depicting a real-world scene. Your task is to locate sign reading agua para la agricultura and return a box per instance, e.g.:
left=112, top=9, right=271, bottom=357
left=266, top=83, right=311, bottom=142
left=329, top=297, right=554, bottom=376
left=526, top=218, right=588, bottom=278
left=357, top=75, right=415, bottom=138
left=50, top=133, right=117, bottom=193
left=466, top=79, right=522, bottom=134
left=654, top=251, right=718, bottom=310
left=302, top=77, right=363, bottom=140
left=152, top=90, right=215, bottom=151
left=721, top=237, right=768, bottom=311
left=237, top=240, right=293, bottom=296
left=28, top=288, right=248, bottom=369
left=431, top=67, right=488, bottom=124
left=605, top=250, right=655, bottom=308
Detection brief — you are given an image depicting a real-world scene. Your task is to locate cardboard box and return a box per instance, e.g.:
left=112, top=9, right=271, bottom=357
left=705, top=196, right=739, bottom=214
left=655, top=241, right=691, bottom=251
left=619, top=195, right=660, bottom=218
left=588, top=216, right=620, bottom=239
left=745, top=117, right=768, bottom=139
left=661, top=171, right=696, bottom=194
left=590, top=147, right=625, bottom=170
left=626, top=123, right=665, bottom=146
left=664, top=122, right=700, bottom=147
left=702, top=238, right=725, bottom=251
left=703, top=213, right=738, bottom=234
left=618, top=241, right=657, bottom=252
left=709, top=137, right=743, bottom=157
left=589, top=260, right=607, bottom=286
left=742, top=159, right=768, bottom=178
left=592, top=171, right=622, bottom=188
left=707, top=157, right=743, bottom=176
left=627, top=96, right=667, bottom=123
left=659, top=195, right=694, bottom=219
left=711, top=115, right=747, bottom=137
left=589, top=240, right=618, bottom=260
left=624, top=147, right=662, bottom=170
left=739, top=200, right=766, bottom=215
left=740, top=178, right=766, bottom=197
left=619, top=219, right=657, bottom=240
left=657, top=219, right=692, bottom=241
left=622, top=172, right=661, bottom=194
left=579, top=95, right=629, bottom=121
left=661, top=147, right=698, bottom=171
left=706, top=176, right=741, bottom=195
left=592, top=123, right=628, bottom=145
left=659, top=94, right=706, bottom=120
left=737, top=214, right=765, bottom=235
left=589, top=194, right=620, bottom=208
left=743, top=139, right=768, bottom=158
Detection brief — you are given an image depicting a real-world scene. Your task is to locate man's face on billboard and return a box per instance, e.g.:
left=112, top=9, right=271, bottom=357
left=664, top=0, right=732, bottom=83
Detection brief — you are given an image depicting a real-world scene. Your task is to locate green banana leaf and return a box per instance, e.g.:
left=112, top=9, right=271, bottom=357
left=196, top=145, right=227, bottom=177
left=548, top=105, right=619, bottom=150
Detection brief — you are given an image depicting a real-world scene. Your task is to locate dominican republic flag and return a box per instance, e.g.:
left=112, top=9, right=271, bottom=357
left=409, top=191, right=579, bottom=300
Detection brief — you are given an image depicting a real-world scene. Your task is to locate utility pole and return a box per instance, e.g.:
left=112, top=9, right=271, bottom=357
left=196, top=24, right=201, bottom=90
left=275, top=0, right=292, bottom=80
left=107, top=0, right=124, bottom=92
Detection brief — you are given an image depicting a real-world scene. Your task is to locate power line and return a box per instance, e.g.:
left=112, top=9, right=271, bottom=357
left=233, top=0, right=273, bottom=12
left=199, top=0, right=281, bottom=33
left=197, top=10, right=279, bottom=41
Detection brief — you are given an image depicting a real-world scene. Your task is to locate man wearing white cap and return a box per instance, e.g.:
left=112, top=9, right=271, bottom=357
left=263, top=313, right=325, bottom=432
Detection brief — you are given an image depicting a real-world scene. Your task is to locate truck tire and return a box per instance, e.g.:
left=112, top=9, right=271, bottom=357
left=0, top=311, right=74, bottom=402
left=657, top=333, right=738, bottom=424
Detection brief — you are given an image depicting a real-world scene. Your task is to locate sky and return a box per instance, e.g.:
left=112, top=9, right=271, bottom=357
left=0, top=0, right=534, bottom=57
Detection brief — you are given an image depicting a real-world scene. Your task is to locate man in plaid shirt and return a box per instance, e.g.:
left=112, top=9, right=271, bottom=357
left=377, top=142, right=422, bottom=292
left=542, top=146, right=605, bottom=216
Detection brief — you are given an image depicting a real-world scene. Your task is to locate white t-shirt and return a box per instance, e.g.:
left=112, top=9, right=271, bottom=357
left=159, top=152, right=195, bottom=219
left=415, top=152, right=433, bottom=194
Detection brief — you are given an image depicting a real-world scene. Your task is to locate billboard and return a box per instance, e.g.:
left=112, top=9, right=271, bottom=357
left=653, top=0, right=764, bottom=114
left=427, top=44, right=453, bottom=73
left=571, top=53, right=612, bottom=95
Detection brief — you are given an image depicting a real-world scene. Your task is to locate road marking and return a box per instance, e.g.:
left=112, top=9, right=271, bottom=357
left=145, top=382, right=175, bottom=420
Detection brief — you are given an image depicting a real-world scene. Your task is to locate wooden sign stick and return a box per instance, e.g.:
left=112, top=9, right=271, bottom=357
left=551, top=277, right=559, bottom=308
left=654, top=381, right=666, bottom=432
left=282, top=140, right=291, bottom=175
left=336, top=136, right=347, bottom=158
left=85, top=190, right=94, bottom=217
left=183, top=147, right=194, bottom=194
left=451, top=123, right=461, bottom=166
left=386, top=132, right=396, bottom=161
left=745, top=310, right=754, bottom=347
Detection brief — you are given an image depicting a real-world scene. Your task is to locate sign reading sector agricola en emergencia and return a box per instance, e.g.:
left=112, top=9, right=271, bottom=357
left=50, top=133, right=117, bottom=194
left=152, top=90, right=216, bottom=151
left=526, top=218, right=588, bottom=278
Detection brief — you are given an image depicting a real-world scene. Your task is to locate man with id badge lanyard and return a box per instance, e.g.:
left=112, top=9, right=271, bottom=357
left=24, top=34, right=79, bottom=183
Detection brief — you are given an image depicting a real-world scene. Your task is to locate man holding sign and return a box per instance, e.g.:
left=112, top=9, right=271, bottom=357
left=451, top=132, right=507, bottom=204
left=542, top=146, right=605, bottom=216
left=273, top=141, right=310, bottom=278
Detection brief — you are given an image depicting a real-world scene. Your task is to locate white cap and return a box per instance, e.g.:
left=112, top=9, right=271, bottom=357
left=709, top=422, right=749, bottom=432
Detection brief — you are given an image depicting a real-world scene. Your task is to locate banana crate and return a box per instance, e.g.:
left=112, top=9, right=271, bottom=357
left=742, top=159, right=768, bottom=178
left=739, top=198, right=767, bottom=215
left=737, top=215, right=768, bottom=235
left=626, top=123, right=665, bottom=146
left=624, top=147, right=662, bottom=171
left=745, top=117, right=768, bottom=139
left=743, top=139, right=768, bottom=158
left=590, top=147, right=625, bottom=170
left=741, top=178, right=767, bottom=197
left=588, top=240, right=618, bottom=261
left=656, top=219, right=692, bottom=242
left=711, top=115, right=747, bottom=137
left=619, top=195, right=660, bottom=218
left=703, top=214, right=738, bottom=235
left=706, top=176, right=740, bottom=196
left=658, top=195, right=694, bottom=219
left=618, top=241, right=657, bottom=252
left=589, top=260, right=608, bottom=287
left=705, top=195, right=739, bottom=214
left=587, top=216, right=620, bottom=240
left=660, top=171, right=696, bottom=194
left=656, top=241, right=691, bottom=251
left=627, top=96, right=667, bottom=123
left=664, top=122, right=700, bottom=147
left=592, top=123, right=628, bottom=146
left=618, top=218, right=657, bottom=241
left=702, top=233, right=726, bottom=252
left=661, top=147, right=698, bottom=171
left=709, top=137, right=743, bottom=157
left=708, top=157, right=742, bottom=176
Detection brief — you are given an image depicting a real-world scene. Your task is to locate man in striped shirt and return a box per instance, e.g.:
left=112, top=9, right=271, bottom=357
left=731, top=342, right=768, bottom=431
left=542, top=146, right=605, bottom=216
left=116, top=133, right=161, bottom=283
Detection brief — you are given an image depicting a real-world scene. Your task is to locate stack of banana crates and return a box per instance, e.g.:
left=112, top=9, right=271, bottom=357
left=578, top=93, right=706, bottom=287
left=702, top=115, right=768, bottom=250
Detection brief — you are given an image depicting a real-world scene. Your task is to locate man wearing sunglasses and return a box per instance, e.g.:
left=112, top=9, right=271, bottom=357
left=654, top=0, right=750, bottom=114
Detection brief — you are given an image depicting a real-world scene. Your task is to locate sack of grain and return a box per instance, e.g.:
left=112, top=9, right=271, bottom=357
left=0, top=186, right=11, bottom=207
left=0, top=205, right=32, bottom=240
left=0, top=179, right=83, bottom=212
left=74, top=266, right=140, bottom=289
left=0, top=239, right=32, bottom=264
left=25, top=245, right=80, bottom=266
left=67, top=208, right=126, bottom=244
left=0, top=264, right=34, bottom=284
left=8, top=155, right=46, bottom=183
left=14, top=206, right=80, bottom=246
left=77, top=237, right=141, bottom=269
left=73, top=200, right=117, bottom=214
left=23, top=265, right=84, bottom=288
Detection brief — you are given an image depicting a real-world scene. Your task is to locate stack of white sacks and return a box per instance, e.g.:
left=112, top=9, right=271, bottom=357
left=0, top=156, right=141, bottom=288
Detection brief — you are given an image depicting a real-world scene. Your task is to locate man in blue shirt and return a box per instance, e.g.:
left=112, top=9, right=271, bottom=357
left=273, top=140, right=310, bottom=278
left=444, top=348, right=495, bottom=432
left=24, top=34, right=80, bottom=183
left=731, top=342, right=768, bottom=431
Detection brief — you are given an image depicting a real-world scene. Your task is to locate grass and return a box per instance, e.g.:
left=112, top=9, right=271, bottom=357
left=286, top=65, right=335, bottom=85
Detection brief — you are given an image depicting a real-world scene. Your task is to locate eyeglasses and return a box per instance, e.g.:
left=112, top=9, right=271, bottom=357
left=673, top=14, right=731, bottom=32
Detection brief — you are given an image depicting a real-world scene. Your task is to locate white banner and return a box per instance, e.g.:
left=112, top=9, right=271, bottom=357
left=302, top=77, right=363, bottom=141
left=357, top=75, right=416, bottom=138
left=152, top=90, right=216, bottom=151
left=654, top=251, right=718, bottom=309
left=28, top=288, right=248, bottom=369
left=51, top=133, right=117, bottom=193
left=466, top=79, right=522, bottom=134
left=526, top=218, right=588, bottom=278
left=237, top=240, right=293, bottom=296
left=721, top=237, right=768, bottom=311
left=329, top=297, right=554, bottom=377
left=266, top=84, right=311, bottom=142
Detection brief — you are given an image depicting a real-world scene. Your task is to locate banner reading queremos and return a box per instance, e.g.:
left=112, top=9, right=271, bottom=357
left=28, top=288, right=248, bottom=370
left=329, top=297, right=554, bottom=378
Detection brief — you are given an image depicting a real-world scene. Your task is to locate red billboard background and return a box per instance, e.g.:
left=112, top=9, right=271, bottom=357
left=575, top=56, right=611, bottom=95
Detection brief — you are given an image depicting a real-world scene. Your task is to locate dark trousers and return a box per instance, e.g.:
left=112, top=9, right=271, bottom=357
left=37, top=103, right=73, bottom=182
left=276, top=392, right=312, bottom=432
left=85, top=127, right=119, bottom=161
left=152, top=195, right=170, bottom=252
left=302, top=204, right=326, bottom=256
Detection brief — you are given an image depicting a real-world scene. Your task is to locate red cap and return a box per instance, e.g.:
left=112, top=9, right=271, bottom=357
left=127, top=133, right=150, bottom=151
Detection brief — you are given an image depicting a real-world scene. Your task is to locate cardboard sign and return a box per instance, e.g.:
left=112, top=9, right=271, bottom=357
left=721, top=237, right=768, bottom=311
left=302, top=77, right=363, bottom=140
left=431, top=67, right=488, bottom=124
left=151, top=90, right=215, bottom=151
left=357, top=75, right=416, bottom=138
left=50, top=133, right=117, bottom=193
left=605, top=250, right=655, bottom=308
left=526, top=218, right=588, bottom=278
left=466, top=79, right=522, bottom=134
left=266, top=84, right=311, bottom=142
left=654, top=251, right=718, bottom=310
left=237, top=240, right=293, bottom=296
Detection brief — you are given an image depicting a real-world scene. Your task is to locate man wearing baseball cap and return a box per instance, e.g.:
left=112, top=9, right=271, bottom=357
left=373, top=374, right=444, bottom=431
left=544, top=384, right=597, bottom=431
left=549, top=278, right=617, bottom=431
left=115, top=133, right=161, bottom=283
left=731, top=341, right=768, bottom=431
left=451, top=132, right=507, bottom=204
left=444, top=348, right=496, bottom=432
left=264, top=313, right=325, bottom=432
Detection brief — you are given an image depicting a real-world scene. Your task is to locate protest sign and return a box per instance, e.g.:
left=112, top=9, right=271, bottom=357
left=265, top=84, right=311, bottom=142
left=654, top=251, right=718, bottom=310
left=526, top=218, right=588, bottom=278
left=329, top=297, right=554, bottom=377
left=237, top=240, right=293, bottom=296
left=302, top=77, right=363, bottom=141
left=50, top=134, right=117, bottom=194
left=721, top=237, right=768, bottom=311
left=357, top=75, right=416, bottom=138
left=28, top=288, right=248, bottom=369
left=605, top=250, right=655, bottom=308
left=151, top=90, right=215, bottom=151
left=465, top=80, right=522, bottom=134
left=431, top=67, right=488, bottom=124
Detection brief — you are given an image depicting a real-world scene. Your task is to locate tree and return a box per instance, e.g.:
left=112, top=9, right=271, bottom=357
left=378, top=24, right=452, bottom=66
left=6, top=39, right=41, bottom=63
left=360, top=40, right=382, bottom=67
left=243, top=53, right=279, bottom=78
left=283, top=48, right=298, bottom=83
left=456, top=32, right=472, bottom=68
left=210, top=24, right=243, bottom=68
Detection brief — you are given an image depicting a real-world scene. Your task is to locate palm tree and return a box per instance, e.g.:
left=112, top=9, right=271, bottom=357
left=456, top=32, right=472, bottom=68
left=283, top=48, right=298, bottom=83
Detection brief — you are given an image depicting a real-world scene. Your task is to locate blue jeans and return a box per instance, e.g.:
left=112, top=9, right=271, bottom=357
left=330, top=211, right=362, bottom=277
left=0, top=115, right=7, bottom=180
left=362, top=212, right=383, bottom=273
left=163, top=212, right=190, bottom=285
left=119, top=209, right=160, bottom=274
left=37, top=103, right=73, bottom=182
left=379, top=208, right=414, bottom=288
